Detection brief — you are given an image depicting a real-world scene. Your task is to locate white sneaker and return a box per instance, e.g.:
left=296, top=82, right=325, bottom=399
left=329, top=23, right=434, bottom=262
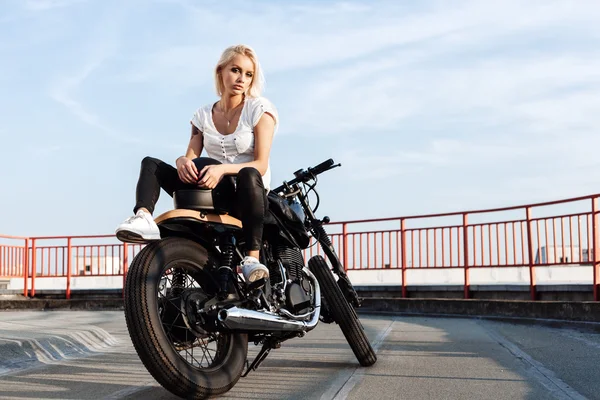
left=115, top=210, right=161, bottom=243
left=240, top=256, right=269, bottom=283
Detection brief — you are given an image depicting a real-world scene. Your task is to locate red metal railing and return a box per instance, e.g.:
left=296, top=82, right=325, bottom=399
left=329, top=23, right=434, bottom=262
left=317, top=193, right=600, bottom=301
left=0, top=235, right=30, bottom=296
left=2, top=193, right=599, bottom=301
left=20, top=236, right=145, bottom=299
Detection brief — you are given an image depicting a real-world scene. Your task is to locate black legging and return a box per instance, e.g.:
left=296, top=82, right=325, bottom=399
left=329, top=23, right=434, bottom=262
left=133, top=156, right=267, bottom=251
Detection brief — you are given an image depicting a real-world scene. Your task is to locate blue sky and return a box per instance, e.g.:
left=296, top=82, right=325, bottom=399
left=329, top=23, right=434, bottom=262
left=1, top=0, right=600, bottom=237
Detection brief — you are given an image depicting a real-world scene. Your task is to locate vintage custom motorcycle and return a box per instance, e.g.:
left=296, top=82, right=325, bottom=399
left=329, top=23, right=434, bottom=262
left=123, top=158, right=377, bottom=399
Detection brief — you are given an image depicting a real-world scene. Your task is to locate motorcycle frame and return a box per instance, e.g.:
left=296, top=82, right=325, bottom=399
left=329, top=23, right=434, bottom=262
left=153, top=160, right=360, bottom=320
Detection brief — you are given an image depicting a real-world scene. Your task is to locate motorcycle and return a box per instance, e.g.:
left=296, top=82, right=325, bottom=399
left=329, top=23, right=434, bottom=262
left=123, top=158, right=377, bottom=399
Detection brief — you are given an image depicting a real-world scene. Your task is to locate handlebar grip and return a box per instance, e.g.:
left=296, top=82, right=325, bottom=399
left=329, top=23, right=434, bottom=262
left=309, top=159, right=335, bottom=175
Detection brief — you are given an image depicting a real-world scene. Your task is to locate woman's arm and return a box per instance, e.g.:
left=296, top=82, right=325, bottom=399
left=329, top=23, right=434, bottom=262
left=176, top=125, right=204, bottom=183
left=181, top=125, right=204, bottom=160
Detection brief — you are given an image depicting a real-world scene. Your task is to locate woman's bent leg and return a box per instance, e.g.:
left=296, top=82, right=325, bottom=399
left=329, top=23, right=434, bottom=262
left=117, top=157, right=187, bottom=243
left=235, top=167, right=267, bottom=252
left=234, top=167, right=269, bottom=283
left=134, top=156, right=187, bottom=215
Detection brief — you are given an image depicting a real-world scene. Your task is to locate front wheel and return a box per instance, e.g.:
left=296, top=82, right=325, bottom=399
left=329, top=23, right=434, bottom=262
left=308, top=255, right=377, bottom=367
left=124, top=237, right=248, bottom=399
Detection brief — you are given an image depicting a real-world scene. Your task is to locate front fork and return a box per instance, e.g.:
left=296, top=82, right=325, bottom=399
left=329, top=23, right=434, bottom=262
left=311, top=221, right=361, bottom=308
left=294, top=186, right=361, bottom=308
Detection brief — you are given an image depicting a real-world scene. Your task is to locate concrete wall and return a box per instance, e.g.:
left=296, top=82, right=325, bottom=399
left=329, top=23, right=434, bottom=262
left=9, top=276, right=124, bottom=291
left=347, top=265, right=592, bottom=286
left=8, top=264, right=593, bottom=292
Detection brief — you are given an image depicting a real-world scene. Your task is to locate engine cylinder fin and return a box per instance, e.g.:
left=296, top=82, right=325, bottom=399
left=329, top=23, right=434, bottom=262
left=274, top=245, right=305, bottom=282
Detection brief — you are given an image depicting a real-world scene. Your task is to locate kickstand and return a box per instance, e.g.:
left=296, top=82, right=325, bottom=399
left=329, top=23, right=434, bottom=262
left=242, top=341, right=276, bottom=377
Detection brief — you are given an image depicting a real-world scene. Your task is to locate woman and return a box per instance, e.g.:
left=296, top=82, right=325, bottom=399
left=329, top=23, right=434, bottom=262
left=115, top=44, right=278, bottom=283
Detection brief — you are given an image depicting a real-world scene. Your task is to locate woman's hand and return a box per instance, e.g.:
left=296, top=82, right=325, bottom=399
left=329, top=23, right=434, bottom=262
left=197, top=164, right=225, bottom=189
left=176, top=157, right=199, bottom=184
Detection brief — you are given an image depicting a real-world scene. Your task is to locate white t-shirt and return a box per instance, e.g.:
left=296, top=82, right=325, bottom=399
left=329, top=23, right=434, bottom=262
left=190, top=96, right=278, bottom=190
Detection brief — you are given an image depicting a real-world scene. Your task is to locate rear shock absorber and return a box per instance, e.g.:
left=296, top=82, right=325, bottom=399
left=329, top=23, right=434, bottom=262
left=171, top=268, right=186, bottom=296
left=218, top=235, right=235, bottom=300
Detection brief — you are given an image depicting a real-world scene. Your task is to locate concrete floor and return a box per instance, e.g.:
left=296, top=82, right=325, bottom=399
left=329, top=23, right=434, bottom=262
left=0, top=311, right=599, bottom=399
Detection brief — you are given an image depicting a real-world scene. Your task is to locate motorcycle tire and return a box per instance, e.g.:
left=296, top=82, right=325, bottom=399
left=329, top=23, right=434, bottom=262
left=124, top=237, right=248, bottom=399
left=308, top=255, right=377, bottom=367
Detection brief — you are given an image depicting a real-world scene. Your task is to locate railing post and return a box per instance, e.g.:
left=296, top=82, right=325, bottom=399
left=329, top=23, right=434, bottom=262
left=592, top=197, right=599, bottom=301
left=30, top=239, right=36, bottom=298
left=526, top=207, right=536, bottom=301
left=401, top=218, right=407, bottom=297
left=463, top=213, right=470, bottom=299
left=66, top=238, right=72, bottom=300
left=23, top=238, right=29, bottom=297
left=342, top=223, right=348, bottom=271
left=122, top=243, right=129, bottom=298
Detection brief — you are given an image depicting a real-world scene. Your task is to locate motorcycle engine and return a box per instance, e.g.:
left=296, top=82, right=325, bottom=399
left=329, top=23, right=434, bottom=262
left=273, top=245, right=312, bottom=314
left=285, top=282, right=311, bottom=314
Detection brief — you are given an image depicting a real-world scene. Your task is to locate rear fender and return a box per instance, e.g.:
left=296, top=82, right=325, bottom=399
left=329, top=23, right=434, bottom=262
left=155, top=209, right=242, bottom=228
left=154, top=209, right=243, bottom=251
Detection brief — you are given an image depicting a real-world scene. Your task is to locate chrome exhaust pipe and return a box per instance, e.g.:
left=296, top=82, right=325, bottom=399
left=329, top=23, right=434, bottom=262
left=218, top=267, right=321, bottom=333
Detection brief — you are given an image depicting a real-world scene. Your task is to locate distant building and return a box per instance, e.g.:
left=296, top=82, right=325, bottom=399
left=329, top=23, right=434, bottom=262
left=74, top=255, right=122, bottom=275
left=534, top=245, right=594, bottom=264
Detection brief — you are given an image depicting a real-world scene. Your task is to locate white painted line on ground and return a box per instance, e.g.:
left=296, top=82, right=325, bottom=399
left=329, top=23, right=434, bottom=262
left=321, top=318, right=395, bottom=400
left=102, top=380, right=157, bottom=400
left=480, top=322, right=586, bottom=400
left=0, top=326, right=122, bottom=376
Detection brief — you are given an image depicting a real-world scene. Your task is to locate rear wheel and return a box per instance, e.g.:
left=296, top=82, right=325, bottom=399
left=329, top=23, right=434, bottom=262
left=124, top=237, right=248, bottom=399
left=308, top=255, right=377, bottom=367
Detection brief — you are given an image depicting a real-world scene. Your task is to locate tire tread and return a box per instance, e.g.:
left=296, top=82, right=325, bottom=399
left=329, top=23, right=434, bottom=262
left=124, top=237, right=246, bottom=399
left=308, top=255, right=377, bottom=367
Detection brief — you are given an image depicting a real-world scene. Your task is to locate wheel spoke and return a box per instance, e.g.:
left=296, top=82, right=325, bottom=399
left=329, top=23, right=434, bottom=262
left=156, top=262, right=227, bottom=370
left=183, top=347, right=202, bottom=367
left=203, top=340, right=215, bottom=364
left=195, top=339, right=210, bottom=366
left=163, top=314, right=181, bottom=334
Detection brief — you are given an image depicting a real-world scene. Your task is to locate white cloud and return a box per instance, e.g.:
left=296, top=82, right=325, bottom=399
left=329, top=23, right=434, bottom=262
left=135, top=1, right=600, bottom=77
left=121, top=44, right=218, bottom=91
left=126, top=1, right=600, bottom=145
left=289, top=2, right=371, bottom=15
left=267, top=1, right=600, bottom=210
left=140, top=0, right=600, bottom=208
left=49, top=56, right=142, bottom=143
left=47, top=4, right=151, bottom=145
left=32, top=145, right=62, bottom=156
left=24, top=0, right=86, bottom=12
left=50, top=59, right=104, bottom=124
left=6, top=0, right=600, bottom=234
left=285, top=50, right=600, bottom=137
left=338, top=137, right=532, bottom=180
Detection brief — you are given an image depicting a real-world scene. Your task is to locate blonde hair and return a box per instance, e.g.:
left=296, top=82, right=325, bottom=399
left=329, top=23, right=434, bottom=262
left=214, top=44, right=264, bottom=98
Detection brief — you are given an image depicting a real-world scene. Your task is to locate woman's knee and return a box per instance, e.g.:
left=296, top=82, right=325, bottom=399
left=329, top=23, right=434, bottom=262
left=237, top=167, right=264, bottom=192
left=238, top=167, right=262, bottom=182
left=141, top=156, right=161, bottom=167
left=192, top=157, right=222, bottom=170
